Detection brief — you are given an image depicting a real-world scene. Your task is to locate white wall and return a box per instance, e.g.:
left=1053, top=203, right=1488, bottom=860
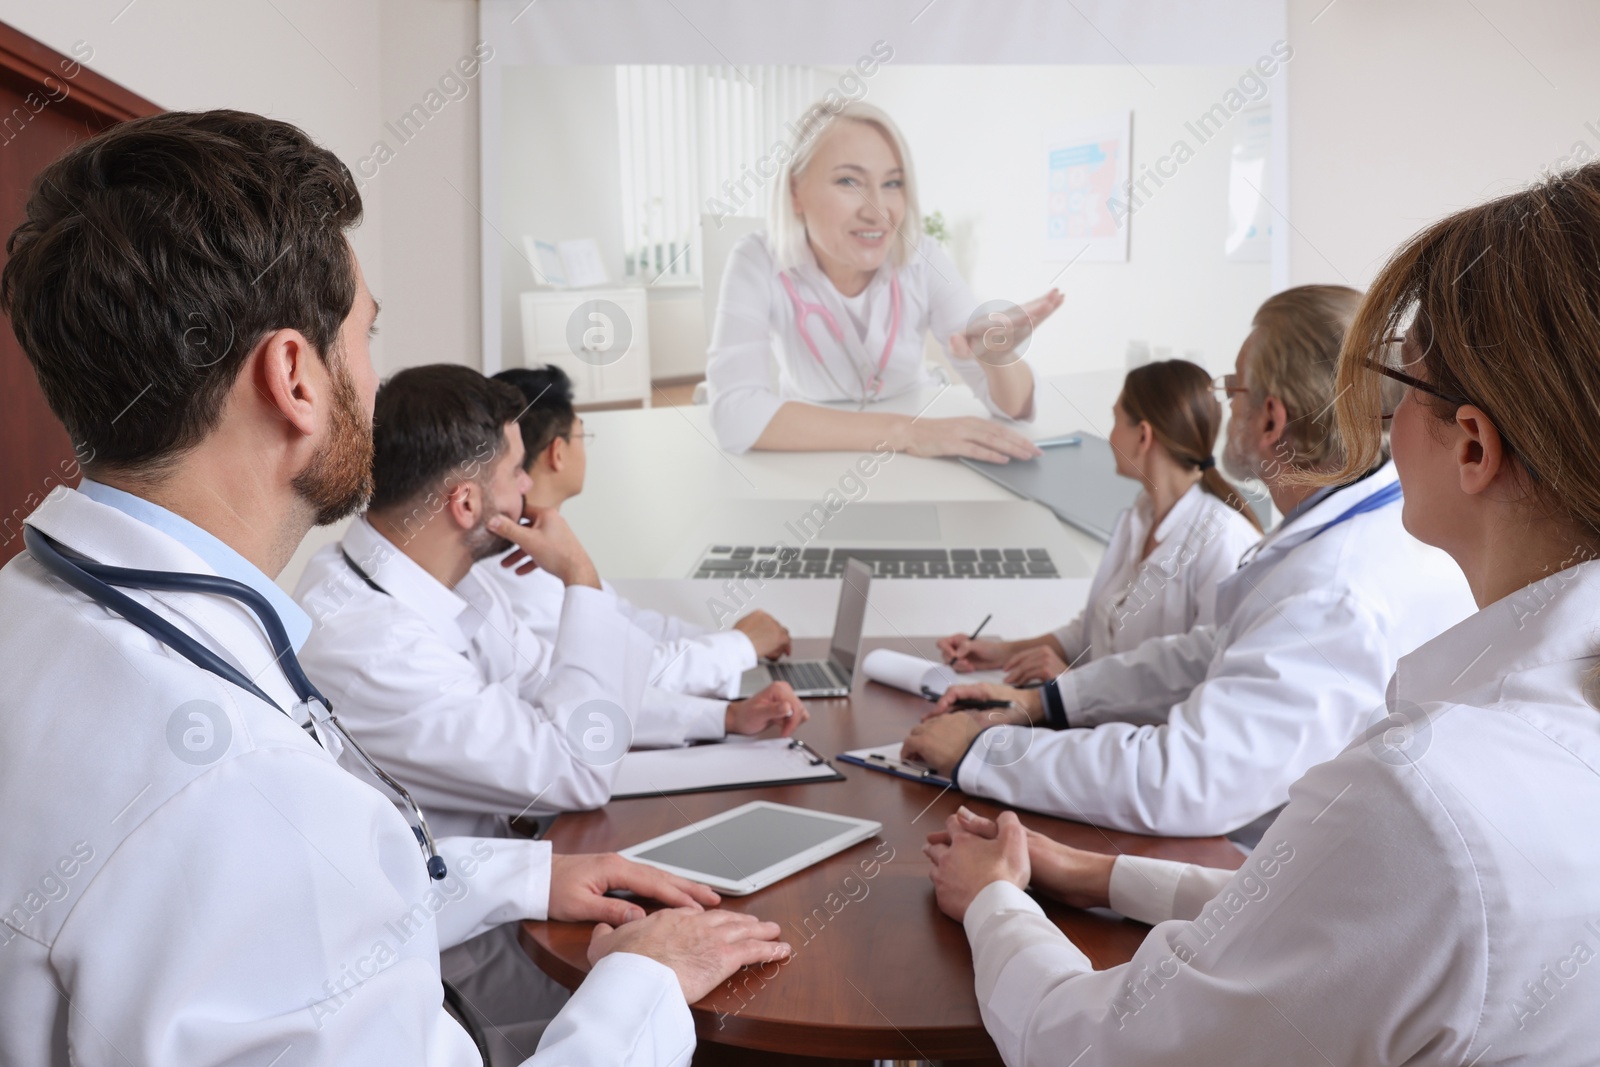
left=0, top=0, right=482, bottom=590
left=872, top=64, right=1272, bottom=379
left=497, top=65, right=628, bottom=375
left=1285, top=0, right=1600, bottom=287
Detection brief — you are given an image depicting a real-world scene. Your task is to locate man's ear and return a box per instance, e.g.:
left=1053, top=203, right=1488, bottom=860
left=1454, top=405, right=1509, bottom=497
left=252, top=328, right=323, bottom=437
left=1258, top=395, right=1291, bottom=457
left=443, top=480, right=482, bottom=532
left=544, top=436, right=567, bottom=474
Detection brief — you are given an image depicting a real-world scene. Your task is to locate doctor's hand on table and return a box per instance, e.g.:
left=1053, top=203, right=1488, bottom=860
left=489, top=505, right=600, bottom=589
left=549, top=852, right=722, bottom=925
left=732, top=610, right=791, bottom=660
left=938, top=634, right=1070, bottom=685
left=926, top=806, right=1115, bottom=913
left=900, top=416, right=1043, bottom=464
left=589, top=909, right=792, bottom=1004
left=726, top=681, right=809, bottom=737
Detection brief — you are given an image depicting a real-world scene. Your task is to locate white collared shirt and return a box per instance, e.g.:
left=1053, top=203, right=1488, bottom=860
left=474, top=554, right=759, bottom=700
left=294, top=518, right=663, bottom=838
left=957, top=463, right=1478, bottom=840
left=1051, top=484, right=1261, bottom=664
left=962, top=558, right=1600, bottom=1066
left=1, top=488, right=693, bottom=1065
left=705, top=231, right=1036, bottom=452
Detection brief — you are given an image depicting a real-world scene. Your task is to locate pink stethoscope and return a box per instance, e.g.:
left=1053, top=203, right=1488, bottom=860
left=779, top=269, right=901, bottom=403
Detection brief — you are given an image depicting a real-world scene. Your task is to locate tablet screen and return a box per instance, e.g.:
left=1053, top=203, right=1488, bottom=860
left=634, top=806, right=861, bottom=881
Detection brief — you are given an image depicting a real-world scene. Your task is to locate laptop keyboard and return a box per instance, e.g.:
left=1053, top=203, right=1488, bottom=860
left=765, top=661, right=845, bottom=691
left=692, top=546, right=1060, bottom=579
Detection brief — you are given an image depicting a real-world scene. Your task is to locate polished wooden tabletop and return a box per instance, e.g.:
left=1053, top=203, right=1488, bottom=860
left=521, top=637, right=1245, bottom=1063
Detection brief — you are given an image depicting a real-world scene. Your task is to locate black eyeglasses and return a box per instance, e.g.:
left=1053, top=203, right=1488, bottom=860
left=1362, top=359, right=1469, bottom=422
left=1363, top=352, right=1538, bottom=481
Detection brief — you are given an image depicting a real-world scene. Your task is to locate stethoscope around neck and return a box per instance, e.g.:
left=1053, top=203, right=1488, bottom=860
left=780, top=268, right=901, bottom=407
left=22, top=524, right=448, bottom=881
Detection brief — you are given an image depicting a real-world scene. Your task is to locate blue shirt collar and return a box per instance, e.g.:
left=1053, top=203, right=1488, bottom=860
left=77, top=479, right=313, bottom=651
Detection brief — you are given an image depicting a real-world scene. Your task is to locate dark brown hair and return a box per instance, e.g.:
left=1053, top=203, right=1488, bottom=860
left=369, top=365, right=527, bottom=513
left=493, top=365, right=576, bottom=467
left=1328, top=161, right=1600, bottom=545
left=1, top=110, right=362, bottom=476
left=1122, top=359, right=1262, bottom=532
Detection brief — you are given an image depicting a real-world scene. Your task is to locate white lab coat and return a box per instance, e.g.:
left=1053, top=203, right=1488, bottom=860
left=962, top=558, right=1600, bottom=1066
left=956, top=463, right=1477, bottom=839
left=0, top=488, right=692, bottom=1066
left=1050, top=484, right=1261, bottom=665
left=474, top=556, right=758, bottom=699
left=294, top=520, right=724, bottom=839
left=705, top=232, right=1036, bottom=452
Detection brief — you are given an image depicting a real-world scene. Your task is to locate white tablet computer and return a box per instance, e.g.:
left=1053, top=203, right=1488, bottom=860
left=619, top=801, right=882, bottom=896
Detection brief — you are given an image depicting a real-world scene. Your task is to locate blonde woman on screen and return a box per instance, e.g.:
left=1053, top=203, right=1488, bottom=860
left=706, top=101, right=1060, bottom=458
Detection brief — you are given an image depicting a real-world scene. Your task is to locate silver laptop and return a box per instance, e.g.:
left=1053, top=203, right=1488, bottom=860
left=738, top=559, right=870, bottom=698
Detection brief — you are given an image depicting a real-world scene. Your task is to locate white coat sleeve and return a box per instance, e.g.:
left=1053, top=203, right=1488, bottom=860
left=647, top=631, right=758, bottom=699
left=921, top=240, right=1036, bottom=423
left=960, top=592, right=1385, bottom=836
left=432, top=837, right=552, bottom=950
left=528, top=954, right=695, bottom=1067
left=614, top=589, right=706, bottom=644
left=1050, top=609, right=1090, bottom=664
left=706, top=235, right=784, bottom=453
left=1054, top=626, right=1221, bottom=728
left=1106, top=854, right=1237, bottom=926
left=337, top=586, right=654, bottom=816
left=631, top=687, right=728, bottom=748
left=961, top=751, right=1484, bottom=1067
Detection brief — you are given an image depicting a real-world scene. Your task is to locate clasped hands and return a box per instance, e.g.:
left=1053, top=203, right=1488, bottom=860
left=923, top=806, right=1116, bottom=923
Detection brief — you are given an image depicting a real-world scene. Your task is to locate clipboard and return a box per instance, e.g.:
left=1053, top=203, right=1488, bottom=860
left=610, top=737, right=845, bottom=799
left=837, top=742, right=953, bottom=789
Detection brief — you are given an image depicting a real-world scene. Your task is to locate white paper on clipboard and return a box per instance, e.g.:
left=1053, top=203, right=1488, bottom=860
left=610, top=737, right=842, bottom=798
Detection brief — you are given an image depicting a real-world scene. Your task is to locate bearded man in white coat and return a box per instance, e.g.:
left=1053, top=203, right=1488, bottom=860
left=906, top=285, right=1477, bottom=844
left=0, top=110, right=786, bottom=1067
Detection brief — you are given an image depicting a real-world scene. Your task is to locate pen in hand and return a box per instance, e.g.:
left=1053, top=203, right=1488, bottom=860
left=948, top=613, right=993, bottom=666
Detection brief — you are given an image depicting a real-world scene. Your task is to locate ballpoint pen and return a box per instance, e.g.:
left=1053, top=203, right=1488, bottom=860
left=948, top=612, right=992, bottom=666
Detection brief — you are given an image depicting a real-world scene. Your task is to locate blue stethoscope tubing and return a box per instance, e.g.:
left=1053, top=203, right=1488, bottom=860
left=22, top=524, right=447, bottom=880
left=1237, top=479, right=1403, bottom=570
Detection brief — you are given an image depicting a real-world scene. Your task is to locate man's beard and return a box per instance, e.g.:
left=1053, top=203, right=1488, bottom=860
left=463, top=513, right=513, bottom=562
left=1221, top=417, right=1266, bottom=486
left=292, top=356, right=374, bottom=527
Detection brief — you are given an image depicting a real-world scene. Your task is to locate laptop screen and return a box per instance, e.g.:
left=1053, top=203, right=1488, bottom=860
left=828, top=559, right=871, bottom=676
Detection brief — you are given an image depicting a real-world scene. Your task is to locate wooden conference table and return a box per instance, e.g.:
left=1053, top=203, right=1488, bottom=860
left=521, top=638, right=1245, bottom=1064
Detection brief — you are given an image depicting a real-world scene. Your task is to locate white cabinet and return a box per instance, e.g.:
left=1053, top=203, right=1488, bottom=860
left=517, top=288, right=651, bottom=406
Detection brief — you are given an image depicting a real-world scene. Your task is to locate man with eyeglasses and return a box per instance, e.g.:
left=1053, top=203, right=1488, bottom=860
left=908, top=285, right=1477, bottom=847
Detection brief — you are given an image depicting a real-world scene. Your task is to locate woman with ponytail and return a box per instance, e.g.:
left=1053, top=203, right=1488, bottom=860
left=927, top=161, right=1600, bottom=1066
left=941, top=359, right=1261, bottom=683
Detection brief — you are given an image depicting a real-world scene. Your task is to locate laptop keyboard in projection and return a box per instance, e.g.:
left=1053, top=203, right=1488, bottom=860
left=690, top=545, right=1061, bottom=579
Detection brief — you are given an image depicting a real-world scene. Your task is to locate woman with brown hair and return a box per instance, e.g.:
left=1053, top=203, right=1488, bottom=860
left=926, top=162, right=1600, bottom=1065
left=941, top=359, right=1262, bottom=683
